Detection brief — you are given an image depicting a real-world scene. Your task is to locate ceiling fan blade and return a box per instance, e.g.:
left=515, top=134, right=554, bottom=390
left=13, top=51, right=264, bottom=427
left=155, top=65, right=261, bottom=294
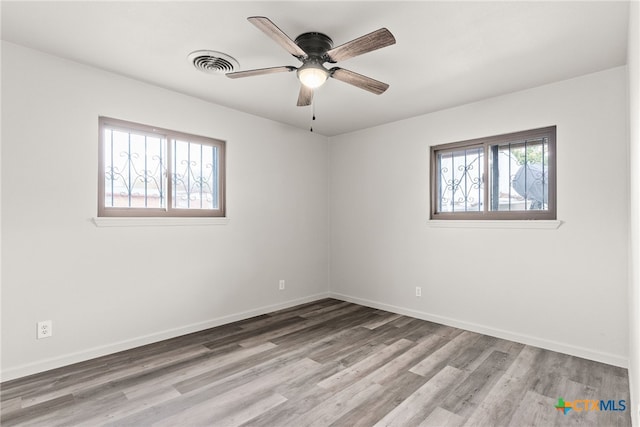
left=325, top=28, right=396, bottom=63
left=329, top=67, right=389, bottom=95
left=226, top=66, right=296, bottom=79
left=297, top=85, right=313, bottom=106
left=248, top=16, right=307, bottom=59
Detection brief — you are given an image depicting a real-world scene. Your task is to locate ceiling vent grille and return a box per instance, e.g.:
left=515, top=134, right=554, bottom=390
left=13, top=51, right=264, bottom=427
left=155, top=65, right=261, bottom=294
left=188, top=50, right=239, bottom=75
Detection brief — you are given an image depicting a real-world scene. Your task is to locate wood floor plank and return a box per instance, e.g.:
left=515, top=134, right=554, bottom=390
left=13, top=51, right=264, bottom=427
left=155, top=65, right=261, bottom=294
left=388, top=314, right=420, bottom=328
left=528, top=348, right=572, bottom=399
left=171, top=344, right=297, bottom=394
left=174, top=349, right=319, bottom=397
left=104, top=387, right=181, bottom=422
left=462, top=345, right=541, bottom=426
left=235, top=317, right=317, bottom=348
left=18, top=343, right=212, bottom=409
left=330, top=371, right=428, bottom=427
left=152, top=388, right=286, bottom=427
left=360, top=313, right=403, bottom=330
left=298, top=300, right=353, bottom=318
left=506, top=390, right=558, bottom=427
left=237, top=300, right=340, bottom=329
left=237, top=304, right=376, bottom=349
left=365, top=334, right=447, bottom=386
left=373, top=365, right=467, bottom=426
left=201, top=315, right=305, bottom=349
left=441, top=350, right=513, bottom=418
left=399, top=318, right=447, bottom=343
left=419, top=406, right=465, bottom=427
left=0, top=393, right=75, bottom=426
left=270, top=307, right=377, bottom=349
left=306, top=330, right=382, bottom=365
left=40, top=390, right=128, bottom=427
left=240, top=382, right=335, bottom=426
left=109, top=357, right=314, bottom=426
left=0, top=298, right=632, bottom=427
left=409, top=330, right=481, bottom=378
left=135, top=342, right=278, bottom=395
left=317, top=338, right=414, bottom=391
left=287, top=378, right=383, bottom=427
left=207, top=391, right=287, bottom=427
left=447, top=335, right=498, bottom=371
left=0, top=397, right=22, bottom=418
left=597, top=372, right=635, bottom=427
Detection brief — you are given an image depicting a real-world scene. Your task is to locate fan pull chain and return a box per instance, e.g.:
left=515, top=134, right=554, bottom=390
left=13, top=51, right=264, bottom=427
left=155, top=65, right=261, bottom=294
left=310, top=103, right=316, bottom=132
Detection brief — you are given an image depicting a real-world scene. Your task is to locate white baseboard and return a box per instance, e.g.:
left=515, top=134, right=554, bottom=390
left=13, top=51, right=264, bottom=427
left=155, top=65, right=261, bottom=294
left=1, top=292, right=330, bottom=382
left=330, top=292, right=628, bottom=368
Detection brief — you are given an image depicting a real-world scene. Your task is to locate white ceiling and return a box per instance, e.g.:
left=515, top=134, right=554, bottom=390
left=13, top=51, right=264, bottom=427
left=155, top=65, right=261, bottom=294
left=1, top=1, right=630, bottom=136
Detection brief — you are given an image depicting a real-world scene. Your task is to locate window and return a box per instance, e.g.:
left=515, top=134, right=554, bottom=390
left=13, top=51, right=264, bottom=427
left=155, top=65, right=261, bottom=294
left=98, top=117, right=225, bottom=217
left=430, top=126, right=556, bottom=220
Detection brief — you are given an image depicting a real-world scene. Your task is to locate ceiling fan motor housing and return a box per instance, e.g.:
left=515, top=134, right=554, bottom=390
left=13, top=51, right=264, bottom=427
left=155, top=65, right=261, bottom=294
left=294, top=32, right=334, bottom=60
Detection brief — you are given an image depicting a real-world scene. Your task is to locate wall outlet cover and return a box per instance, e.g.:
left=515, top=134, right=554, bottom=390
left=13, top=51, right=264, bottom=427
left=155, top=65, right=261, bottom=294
left=37, top=320, right=52, bottom=339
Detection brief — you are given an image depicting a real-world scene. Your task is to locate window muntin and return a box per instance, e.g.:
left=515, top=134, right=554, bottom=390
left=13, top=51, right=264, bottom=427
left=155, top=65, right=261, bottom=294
left=99, top=117, right=225, bottom=217
left=431, top=126, right=556, bottom=220
left=490, top=138, right=550, bottom=213
left=103, top=127, right=167, bottom=210
left=172, top=139, right=220, bottom=210
left=436, top=145, right=485, bottom=213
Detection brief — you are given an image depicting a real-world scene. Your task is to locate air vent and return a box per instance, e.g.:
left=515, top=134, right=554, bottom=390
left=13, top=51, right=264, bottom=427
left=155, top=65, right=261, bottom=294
left=188, top=50, right=239, bottom=75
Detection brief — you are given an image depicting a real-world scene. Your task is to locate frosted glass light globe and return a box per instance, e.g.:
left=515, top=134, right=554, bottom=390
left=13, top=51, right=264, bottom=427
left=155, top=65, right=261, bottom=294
left=297, top=64, right=328, bottom=89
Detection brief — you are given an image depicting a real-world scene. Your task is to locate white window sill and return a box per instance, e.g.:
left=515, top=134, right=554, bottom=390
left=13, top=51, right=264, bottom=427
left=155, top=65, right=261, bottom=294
left=427, top=220, right=562, bottom=229
left=92, top=217, right=229, bottom=227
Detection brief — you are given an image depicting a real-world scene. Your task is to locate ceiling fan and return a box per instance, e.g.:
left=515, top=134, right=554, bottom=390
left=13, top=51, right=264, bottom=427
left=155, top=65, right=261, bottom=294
left=226, top=16, right=396, bottom=106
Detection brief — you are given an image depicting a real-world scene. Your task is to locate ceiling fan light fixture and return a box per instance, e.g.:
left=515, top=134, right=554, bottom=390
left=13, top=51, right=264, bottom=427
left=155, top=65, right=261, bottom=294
left=297, top=62, right=328, bottom=89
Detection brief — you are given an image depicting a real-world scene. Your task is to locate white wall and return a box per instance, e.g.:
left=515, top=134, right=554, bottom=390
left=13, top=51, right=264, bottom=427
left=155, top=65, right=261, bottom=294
left=0, top=42, right=329, bottom=380
left=628, top=1, right=639, bottom=424
left=329, top=66, right=629, bottom=367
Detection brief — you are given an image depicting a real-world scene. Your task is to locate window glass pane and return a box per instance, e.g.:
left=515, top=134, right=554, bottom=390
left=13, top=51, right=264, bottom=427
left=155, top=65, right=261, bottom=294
left=436, top=147, right=484, bottom=212
left=490, top=138, right=549, bottom=211
left=172, top=140, right=218, bottom=210
left=103, top=129, right=166, bottom=208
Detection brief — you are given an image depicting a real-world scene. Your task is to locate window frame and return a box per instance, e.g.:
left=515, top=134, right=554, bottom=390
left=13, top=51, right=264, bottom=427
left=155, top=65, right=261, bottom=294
left=98, top=117, right=226, bottom=218
left=430, top=126, right=556, bottom=221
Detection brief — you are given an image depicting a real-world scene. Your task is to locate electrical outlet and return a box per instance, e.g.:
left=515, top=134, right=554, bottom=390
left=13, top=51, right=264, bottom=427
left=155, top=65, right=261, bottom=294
left=279, top=280, right=285, bottom=290
left=415, top=287, right=422, bottom=297
left=37, top=320, right=52, bottom=339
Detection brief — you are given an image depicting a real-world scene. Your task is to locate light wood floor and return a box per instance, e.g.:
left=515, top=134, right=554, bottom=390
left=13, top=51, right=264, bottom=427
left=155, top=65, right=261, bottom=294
left=0, top=299, right=631, bottom=426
